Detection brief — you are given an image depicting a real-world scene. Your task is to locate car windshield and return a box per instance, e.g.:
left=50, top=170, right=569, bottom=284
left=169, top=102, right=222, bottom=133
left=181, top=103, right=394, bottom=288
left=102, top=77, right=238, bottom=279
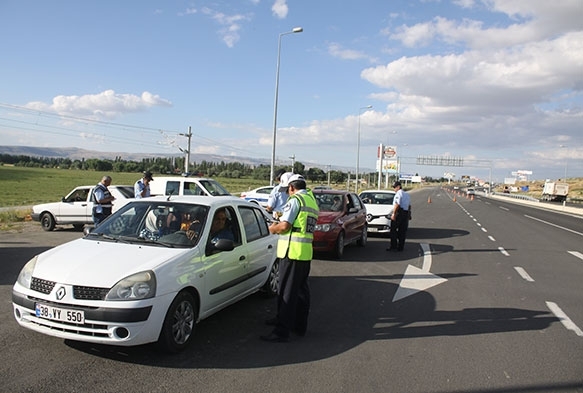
left=199, top=180, right=231, bottom=196
left=359, top=192, right=395, bottom=205
left=314, top=192, right=345, bottom=212
left=86, top=202, right=209, bottom=248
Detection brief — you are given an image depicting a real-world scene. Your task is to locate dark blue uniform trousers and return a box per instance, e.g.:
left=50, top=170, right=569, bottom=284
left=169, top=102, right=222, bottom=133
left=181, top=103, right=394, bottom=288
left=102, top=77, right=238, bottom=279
left=274, top=256, right=311, bottom=338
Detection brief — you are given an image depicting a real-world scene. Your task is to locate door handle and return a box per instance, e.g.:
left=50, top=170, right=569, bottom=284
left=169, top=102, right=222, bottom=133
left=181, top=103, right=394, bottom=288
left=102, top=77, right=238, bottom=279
left=239, top=255, right=246, bottom=261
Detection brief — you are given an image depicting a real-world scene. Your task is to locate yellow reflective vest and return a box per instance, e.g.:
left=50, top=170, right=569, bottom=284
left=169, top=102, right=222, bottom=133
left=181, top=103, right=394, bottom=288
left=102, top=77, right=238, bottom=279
left=277, top=190, right=320, bottom=261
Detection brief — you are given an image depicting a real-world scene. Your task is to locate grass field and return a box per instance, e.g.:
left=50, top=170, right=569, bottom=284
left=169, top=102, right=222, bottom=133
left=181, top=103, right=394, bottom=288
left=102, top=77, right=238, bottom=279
left=0, top=166, right=273, bottom=207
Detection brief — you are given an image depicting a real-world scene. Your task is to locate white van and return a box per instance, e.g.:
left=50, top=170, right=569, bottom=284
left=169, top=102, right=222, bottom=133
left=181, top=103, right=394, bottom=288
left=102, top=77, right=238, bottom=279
left=149, top=176, right=232, bottom=197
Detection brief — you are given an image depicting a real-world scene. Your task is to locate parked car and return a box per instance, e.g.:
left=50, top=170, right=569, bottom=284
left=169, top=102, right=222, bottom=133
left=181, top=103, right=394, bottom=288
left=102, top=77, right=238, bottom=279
left=466, top=188, right=476, bottom=196
left=312, top=190, right=367, bottom=259
left=12, top=196, right=279, bottom=353
left=358, top=190, right=396, bottom=235
left=31, top=185, right=134, bottom=231
left=240, top=186, right=274, bottom=207
left=149, top=176, right=231, bottom=197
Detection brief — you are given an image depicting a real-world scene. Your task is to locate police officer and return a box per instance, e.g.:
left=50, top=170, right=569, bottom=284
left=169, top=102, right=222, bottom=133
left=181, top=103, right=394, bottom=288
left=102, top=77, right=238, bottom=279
left=266, top=169, right=289, bottom=219
left=134, top=171, right=153, bottom=199
left=262, top=174, right=319, bottom=342
left=92, top=175, right=115, bottom=226
left=387, top=181, right=411, bottom=251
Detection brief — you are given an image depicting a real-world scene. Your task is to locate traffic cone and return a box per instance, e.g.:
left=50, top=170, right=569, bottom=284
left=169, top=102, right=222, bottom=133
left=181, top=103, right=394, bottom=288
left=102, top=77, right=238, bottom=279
left=428, top=196, right=432, bottom=203
left=471, top=194, right=474, bottom=201
left=453, top=196, right=456, bottom=202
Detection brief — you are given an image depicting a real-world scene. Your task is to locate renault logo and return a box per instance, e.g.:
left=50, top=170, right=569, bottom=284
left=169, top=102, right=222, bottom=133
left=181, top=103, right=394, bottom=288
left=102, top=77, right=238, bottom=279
left=56, top=287, right=66, bottom=300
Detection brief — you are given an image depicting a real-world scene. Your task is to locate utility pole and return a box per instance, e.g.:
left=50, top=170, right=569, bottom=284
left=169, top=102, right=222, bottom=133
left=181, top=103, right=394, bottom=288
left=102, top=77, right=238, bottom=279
left=289, top=154, right=296, bottom=173
left=178, top=126, right=192, bottom=175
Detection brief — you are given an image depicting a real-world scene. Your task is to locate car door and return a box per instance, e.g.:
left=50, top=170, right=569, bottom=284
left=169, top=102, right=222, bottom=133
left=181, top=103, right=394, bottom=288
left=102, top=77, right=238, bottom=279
left=344, top=193, right=366, bottom=242
left=199, top=205, right=248, bottom=313
left=237, top=205, right=276, bottom=289
left=59, top=187, right=92, bottom=224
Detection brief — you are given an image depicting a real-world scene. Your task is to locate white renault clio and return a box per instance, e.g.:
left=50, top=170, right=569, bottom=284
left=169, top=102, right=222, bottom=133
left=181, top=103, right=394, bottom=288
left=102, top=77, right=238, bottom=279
left=13, top=196, right=279, bottom=352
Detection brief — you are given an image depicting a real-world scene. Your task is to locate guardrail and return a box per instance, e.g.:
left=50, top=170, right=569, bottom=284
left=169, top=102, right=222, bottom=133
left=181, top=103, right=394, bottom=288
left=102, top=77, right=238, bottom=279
left=490, top=192, right=540, bottom=202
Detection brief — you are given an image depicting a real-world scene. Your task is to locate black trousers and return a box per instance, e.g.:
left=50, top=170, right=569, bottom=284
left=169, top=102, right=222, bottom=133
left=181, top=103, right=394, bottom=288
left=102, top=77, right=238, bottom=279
left=390, top=209, right=409, bottom=250
left=274, top=256, right=311, bottom=337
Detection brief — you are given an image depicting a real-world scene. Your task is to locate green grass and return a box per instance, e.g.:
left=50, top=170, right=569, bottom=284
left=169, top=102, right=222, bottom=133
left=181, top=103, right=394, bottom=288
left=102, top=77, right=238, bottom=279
left=0, top=166, right=271, bottom=207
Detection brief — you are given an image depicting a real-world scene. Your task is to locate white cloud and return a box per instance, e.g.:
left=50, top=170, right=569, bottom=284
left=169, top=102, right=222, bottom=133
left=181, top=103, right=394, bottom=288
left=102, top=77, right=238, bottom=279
left=25, top=90, right=172, bottom=119
left=201, top=7, right=251, bottom=48
left=327, top=43, right=377, bottom=62
left=272, top=0, right=288, bottom=19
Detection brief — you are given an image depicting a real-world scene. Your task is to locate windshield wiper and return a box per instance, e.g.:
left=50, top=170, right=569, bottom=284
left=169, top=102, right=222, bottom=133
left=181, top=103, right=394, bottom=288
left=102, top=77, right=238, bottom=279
left=85, top=233, right=131, bottom=244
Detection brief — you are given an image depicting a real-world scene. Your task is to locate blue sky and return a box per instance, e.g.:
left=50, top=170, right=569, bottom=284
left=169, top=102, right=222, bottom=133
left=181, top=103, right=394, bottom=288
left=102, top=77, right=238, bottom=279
left=0, top=0, right=582, bottom=183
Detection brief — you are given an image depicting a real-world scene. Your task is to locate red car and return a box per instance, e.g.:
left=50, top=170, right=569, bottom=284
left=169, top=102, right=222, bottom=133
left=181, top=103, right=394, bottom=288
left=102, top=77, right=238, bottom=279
left=311, top=189, right=368, bottom=259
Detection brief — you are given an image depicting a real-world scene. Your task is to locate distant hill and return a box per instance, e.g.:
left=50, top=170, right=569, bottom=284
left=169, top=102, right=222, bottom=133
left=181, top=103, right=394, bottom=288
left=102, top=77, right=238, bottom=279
left=0, top=145, right=270, bottom=166
left=0, top=145, right=358, bottom=171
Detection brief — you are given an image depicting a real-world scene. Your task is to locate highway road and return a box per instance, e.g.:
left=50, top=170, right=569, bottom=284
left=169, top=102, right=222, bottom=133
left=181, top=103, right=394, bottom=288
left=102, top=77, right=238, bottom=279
left=1, top=188, right=582, bottom=393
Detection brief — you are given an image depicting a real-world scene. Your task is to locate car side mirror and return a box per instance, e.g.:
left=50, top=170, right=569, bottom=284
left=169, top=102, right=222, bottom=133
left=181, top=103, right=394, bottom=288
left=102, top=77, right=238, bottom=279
left=206, top=238, right=235, bottom=256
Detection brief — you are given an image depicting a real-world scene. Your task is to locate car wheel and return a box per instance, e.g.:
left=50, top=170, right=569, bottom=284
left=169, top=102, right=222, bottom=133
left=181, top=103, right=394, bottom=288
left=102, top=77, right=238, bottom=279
left=261, top=258, right=279, bottom=297
left=333, top=231, right=345, bottom=259
left=40, top=213, right=55, bottom=231
left=157, top=291, right=198, bottom=353
left=357, top=225, right=367, bottom=247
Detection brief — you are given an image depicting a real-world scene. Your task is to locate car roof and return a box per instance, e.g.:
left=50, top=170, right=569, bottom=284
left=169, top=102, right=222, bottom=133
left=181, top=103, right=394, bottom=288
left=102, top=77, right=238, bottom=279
left=359, top=189, right=396, bottom=194
left=312, top=189, right=351, bottom=195
left=128, top=195, right=246, bottom=207
left=148, top=176, right=217, bottom=181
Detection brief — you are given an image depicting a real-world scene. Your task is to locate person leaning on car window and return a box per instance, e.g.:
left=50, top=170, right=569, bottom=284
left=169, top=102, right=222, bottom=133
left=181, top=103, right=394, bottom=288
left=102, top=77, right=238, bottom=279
left=134, top=171, right=153, bottom=199
left=92, top=175, right=116, bottom=226
left=263, top=174, right=319, bottom=343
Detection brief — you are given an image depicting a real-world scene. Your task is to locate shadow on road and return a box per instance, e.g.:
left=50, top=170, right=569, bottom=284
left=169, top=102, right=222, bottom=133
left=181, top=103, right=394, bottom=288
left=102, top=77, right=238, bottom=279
left=64, top=275, right=558, bottom=369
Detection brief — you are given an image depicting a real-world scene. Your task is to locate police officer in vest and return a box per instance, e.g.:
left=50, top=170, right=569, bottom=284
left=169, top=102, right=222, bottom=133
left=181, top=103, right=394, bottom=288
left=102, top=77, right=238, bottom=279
left=92, top=175, right=115, bottom=226
left=262, top=173, right=319, bottom=342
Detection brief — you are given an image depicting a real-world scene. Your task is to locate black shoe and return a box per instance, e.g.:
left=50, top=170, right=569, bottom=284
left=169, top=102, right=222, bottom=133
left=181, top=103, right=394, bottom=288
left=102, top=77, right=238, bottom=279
left=260, top=332, right=290, bottom=343
left=265, top=317, right=278, bottom=326
left=386, top=247, right=396, bottom=251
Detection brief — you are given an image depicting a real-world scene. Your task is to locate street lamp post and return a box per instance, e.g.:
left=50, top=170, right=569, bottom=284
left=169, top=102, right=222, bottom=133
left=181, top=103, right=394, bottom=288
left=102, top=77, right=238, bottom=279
left=355, top=105, right=372, bottom=192
left=270, top=27, right=303, bottom=186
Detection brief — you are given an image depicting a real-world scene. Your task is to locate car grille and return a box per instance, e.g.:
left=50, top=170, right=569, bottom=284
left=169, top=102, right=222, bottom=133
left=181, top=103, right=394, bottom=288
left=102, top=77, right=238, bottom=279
left=31, top=277, right=55, bottom=294
left=31, top=277, right=109, bottom=300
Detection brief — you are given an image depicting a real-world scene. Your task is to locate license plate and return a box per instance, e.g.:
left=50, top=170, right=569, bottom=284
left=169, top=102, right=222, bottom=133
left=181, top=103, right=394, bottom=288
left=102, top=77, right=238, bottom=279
left=35, top=303, right=85, bottom=324
left=369, top=227, right=378, bottom=232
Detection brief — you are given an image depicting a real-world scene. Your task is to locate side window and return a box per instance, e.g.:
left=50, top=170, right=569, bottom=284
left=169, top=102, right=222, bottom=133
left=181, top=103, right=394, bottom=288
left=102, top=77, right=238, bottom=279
left=349, top=194, right=361, bottom=210
left=184, top=182, right=204, bottom=196
left=238, top=207, right=264, bottom=242
left=67, top=189, right=88, bottom=202
left=165, top=181, right=180, bottom=196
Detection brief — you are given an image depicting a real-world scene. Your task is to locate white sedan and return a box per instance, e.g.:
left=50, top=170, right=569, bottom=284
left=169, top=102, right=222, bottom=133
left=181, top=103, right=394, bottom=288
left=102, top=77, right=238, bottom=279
left=31, top=185, right=134, bottom=231
left=239, top=186, right=274, bottom=208
left=13, top=196, right=279, bottom=352
left=358, top=190, right=396, bottom=235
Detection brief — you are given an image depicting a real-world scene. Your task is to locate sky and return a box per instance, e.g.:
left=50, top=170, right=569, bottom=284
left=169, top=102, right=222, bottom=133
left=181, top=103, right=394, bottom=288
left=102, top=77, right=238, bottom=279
left=0, top=0, right=582, bottom=183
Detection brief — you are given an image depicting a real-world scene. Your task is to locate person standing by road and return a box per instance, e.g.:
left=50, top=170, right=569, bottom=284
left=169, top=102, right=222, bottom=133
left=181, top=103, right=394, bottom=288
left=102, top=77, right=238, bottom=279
left=91, top=175, right=115, bottom=226
left=263, top=174, right=319, bottom=342
left=387, top=181, right=411, bottom=252
left=266, top=169, right=290, bottom=219
left=134, top=171, right=153, bottom=199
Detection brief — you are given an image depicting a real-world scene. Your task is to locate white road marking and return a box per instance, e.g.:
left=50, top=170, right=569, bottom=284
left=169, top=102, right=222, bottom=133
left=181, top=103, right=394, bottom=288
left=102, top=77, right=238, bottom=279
left=481, top=227, right=488, bottom=233
left=499, top=247, right=510, bottom=256
left=488, top=235, right=496, bottom=242
left=546, top=301, right=583, bottom=337
left=567, top=251, right=583, bottom=261
left=393, top=243, right=447, bottom=302
left=500, top=206, right=509, bottom=211
left=525, top=215, right=583, bottom=237
left=514, top=266, right=534, bottom=282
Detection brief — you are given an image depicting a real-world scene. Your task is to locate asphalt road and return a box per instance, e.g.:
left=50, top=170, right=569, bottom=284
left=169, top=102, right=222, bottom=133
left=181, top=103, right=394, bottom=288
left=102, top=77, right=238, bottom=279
left=1, top=189, right=582, bottom=393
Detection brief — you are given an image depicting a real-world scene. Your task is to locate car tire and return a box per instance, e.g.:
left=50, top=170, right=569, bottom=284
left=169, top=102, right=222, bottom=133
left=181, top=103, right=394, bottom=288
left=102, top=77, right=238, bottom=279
left=261, top=258, right=279, bottom=297
left=357, top=225, right=367, bottom=247
left=333, top=231, right=345, bottom=259
left=157, top=291, right=198, bottom=353
left=40, top=213, right=55, bottom=231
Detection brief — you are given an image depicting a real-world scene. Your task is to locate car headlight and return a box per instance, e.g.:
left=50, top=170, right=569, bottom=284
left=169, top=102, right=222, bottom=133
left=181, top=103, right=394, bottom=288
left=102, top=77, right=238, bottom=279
left=315, top=223, right=338, bottom=232
left=16, top=256, right=38, bottom=289
left=105, top=271, right=156, bottom=301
